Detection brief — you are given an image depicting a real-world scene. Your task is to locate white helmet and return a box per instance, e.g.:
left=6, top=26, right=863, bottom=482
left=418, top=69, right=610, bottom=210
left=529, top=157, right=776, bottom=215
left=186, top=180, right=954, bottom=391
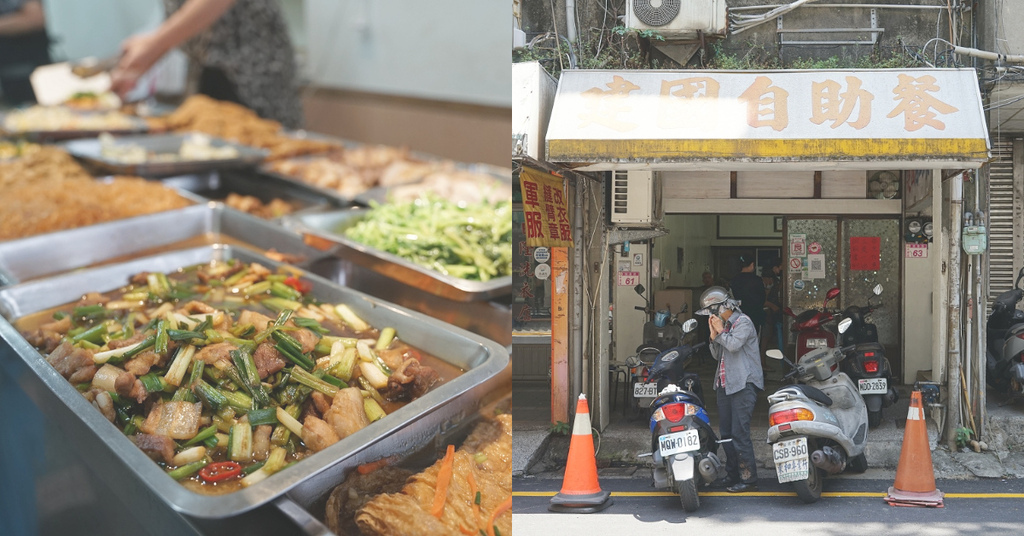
left=697, top=286, right=734, bottom=316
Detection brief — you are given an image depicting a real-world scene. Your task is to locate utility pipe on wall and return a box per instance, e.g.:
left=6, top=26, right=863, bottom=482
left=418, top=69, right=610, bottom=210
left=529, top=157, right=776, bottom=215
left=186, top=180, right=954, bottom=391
left=946, top=174, right=963, bottom=450
left=565, top=0, right=577, bottom=43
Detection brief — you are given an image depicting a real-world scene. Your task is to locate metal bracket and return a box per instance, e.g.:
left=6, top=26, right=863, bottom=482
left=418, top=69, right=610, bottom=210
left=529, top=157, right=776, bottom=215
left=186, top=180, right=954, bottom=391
left=609, top=226, right=668, bottom=245
left=777, top=8, right=882, bottom=48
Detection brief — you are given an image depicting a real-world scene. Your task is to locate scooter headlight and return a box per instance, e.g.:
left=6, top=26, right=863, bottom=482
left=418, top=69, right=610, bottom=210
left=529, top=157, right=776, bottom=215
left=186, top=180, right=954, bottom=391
left=769, top=408, right=815, bottom=427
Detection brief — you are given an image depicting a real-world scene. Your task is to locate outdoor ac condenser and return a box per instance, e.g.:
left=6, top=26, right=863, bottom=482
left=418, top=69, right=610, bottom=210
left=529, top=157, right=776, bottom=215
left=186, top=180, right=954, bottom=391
left=625, top=0, right=728, bottom=38
left=610, top=170, right=662, bottom=226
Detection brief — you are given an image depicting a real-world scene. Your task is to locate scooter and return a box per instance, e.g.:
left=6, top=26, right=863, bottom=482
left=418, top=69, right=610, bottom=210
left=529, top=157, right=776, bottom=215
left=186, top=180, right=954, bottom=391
left=837, top=284, right=899, bottom=427
left=641, top=319, right=724, bottom=512
left=627, top=284, right=685, bottom=415
left=783, top=287, right=840, bottom=361
left=765, top=317, right=869, bottom=504
left=987, top=267, right=1024, bottom=394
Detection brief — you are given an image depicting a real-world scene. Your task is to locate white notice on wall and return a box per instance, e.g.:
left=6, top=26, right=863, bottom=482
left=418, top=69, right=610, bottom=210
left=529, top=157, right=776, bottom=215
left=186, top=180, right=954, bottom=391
left=806, top=254, right=826, bottom=279
left=790, top=234, right=807, bottom=258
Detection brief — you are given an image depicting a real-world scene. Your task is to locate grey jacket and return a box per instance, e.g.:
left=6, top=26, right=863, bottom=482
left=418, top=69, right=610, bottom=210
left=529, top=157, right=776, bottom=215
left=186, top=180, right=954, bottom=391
left=710, top=310, right=764, bottom=395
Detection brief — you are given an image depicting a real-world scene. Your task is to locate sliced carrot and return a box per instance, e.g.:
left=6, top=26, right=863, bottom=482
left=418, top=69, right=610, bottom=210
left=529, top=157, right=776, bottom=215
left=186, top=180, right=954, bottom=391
left=486, top=495, right=513, bottom=536
left=468, top=471, right=481, bottom=531
left=430, top=444, right=456, bottom=518
left=356, top=455, right=398, bottom=475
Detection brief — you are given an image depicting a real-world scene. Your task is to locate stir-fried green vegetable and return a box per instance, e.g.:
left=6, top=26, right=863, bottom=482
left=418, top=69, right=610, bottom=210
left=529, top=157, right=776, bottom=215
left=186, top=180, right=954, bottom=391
left=342, top=195, right=513, bottom=282
left=20, top=260, right=447, bottom=494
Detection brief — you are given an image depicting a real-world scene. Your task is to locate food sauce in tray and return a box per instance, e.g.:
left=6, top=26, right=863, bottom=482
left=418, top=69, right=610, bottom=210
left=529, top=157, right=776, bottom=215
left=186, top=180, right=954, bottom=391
left=15, top=259, right=461, bottom=496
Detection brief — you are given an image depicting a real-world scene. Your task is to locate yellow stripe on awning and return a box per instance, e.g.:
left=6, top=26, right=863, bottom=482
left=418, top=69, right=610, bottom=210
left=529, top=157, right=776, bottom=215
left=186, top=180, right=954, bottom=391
left=547, top=138, right=990, bottom=162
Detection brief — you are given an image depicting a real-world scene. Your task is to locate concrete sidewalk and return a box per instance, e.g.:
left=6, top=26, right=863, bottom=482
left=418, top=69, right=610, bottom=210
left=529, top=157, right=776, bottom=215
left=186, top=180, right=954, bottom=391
left=514, top=378, right=1024, bottom=481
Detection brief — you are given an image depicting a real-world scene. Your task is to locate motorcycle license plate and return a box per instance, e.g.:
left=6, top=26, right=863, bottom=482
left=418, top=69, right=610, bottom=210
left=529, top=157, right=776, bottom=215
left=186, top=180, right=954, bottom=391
left=773, top=437, right=809, bottom=483
left=634, top=382, right=658, bottom=397
left=859, top=378, right=887, bottom=394
left=659, top=429, right=700, bottom=457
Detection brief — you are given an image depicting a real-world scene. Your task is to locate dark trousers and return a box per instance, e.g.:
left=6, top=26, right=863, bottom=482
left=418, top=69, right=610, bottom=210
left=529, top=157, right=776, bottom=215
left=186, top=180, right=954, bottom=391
left=717, top=383, right=759, bottom=484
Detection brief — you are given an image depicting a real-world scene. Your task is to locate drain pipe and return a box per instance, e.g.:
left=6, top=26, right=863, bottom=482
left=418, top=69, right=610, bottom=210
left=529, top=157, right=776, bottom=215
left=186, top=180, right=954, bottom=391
left=945, top=173, right=964, bottom=450
left=565, top=0, right=577, bottom=43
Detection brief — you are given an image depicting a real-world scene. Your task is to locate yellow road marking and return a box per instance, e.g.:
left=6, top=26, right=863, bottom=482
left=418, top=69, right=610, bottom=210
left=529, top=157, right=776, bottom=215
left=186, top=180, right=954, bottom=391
left=514, top=491, right=1024, bottom=499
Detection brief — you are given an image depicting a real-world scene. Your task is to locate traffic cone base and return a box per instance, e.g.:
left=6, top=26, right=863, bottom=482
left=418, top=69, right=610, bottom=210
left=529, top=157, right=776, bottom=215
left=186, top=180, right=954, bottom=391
left=884, top=486, right=944, bottom=508
left=885, top=390, right=943, bottom=508
left=548, top=490, right=613, bottom=513
left=549, top=394, right=613, bottom=514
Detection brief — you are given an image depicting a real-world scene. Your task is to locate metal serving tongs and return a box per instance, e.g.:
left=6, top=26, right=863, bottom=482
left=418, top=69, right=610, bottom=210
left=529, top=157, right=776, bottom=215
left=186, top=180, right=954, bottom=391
left=69, top=55, right=120, bottom=78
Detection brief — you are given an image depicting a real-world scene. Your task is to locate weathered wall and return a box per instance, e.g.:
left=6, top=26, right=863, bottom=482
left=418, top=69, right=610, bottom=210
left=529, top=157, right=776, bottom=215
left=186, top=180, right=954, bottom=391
left=520, top=0, right=960, bottom=67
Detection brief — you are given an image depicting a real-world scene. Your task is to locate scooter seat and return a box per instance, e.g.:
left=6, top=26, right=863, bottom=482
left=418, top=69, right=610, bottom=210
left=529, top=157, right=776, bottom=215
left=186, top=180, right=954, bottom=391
left=852, top=342, right=884, bottom=354
left=791, top=384, right=833, bottom=407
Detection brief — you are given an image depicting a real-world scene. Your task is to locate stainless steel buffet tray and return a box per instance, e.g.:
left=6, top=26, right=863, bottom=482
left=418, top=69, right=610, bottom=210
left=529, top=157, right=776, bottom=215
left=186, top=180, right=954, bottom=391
left=0, top=203, right=324, bottom=287
left=61, top=132, right=268, bottom=176
left=0, top=109, right=149, bottom=142
left=161, top=171, right=335, bottom=215
left=353, top=162, right=513, bottom=206
left=0, top=244, right=509, bottom=519
left=287, top=208, right=512, bottom=302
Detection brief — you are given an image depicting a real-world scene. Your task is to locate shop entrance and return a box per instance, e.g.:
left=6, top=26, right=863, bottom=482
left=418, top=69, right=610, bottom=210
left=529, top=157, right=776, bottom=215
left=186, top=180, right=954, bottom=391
left=783, top=217, right=903, bottom=381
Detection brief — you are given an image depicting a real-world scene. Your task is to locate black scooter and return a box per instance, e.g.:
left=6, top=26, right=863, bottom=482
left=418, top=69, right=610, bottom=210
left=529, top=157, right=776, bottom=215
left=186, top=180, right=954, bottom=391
left=837, top=284, right=898, bottom=427
left=627, top=284, right=684, bottom=416
left=987, top=267, right=1024, bottom=394
left=642, top=319, right=723, bottom=512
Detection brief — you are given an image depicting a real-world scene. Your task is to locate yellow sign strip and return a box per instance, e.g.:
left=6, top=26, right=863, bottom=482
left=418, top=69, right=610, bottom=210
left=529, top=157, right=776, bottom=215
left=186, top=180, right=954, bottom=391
left=547, top=138, right=989, bottom=161
left=514, top=491, right=1024, bottom=499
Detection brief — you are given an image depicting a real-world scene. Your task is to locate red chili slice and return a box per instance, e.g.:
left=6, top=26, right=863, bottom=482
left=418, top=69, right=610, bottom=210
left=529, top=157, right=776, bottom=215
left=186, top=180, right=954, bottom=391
left=199, top=461, right=243, bottom=482
left=283, top=276, right=312, bottom=294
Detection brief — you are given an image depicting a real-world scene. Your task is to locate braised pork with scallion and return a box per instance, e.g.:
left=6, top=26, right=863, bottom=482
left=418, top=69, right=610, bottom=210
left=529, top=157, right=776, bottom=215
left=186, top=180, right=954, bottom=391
left=19, top=260, right=450, bottom=494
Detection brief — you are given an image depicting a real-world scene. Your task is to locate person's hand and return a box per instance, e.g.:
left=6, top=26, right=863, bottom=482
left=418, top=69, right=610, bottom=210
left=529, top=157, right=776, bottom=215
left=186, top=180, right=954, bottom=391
left=110, top=32, right=166, bottom=97
left=708, top=315, right=723, bottom=340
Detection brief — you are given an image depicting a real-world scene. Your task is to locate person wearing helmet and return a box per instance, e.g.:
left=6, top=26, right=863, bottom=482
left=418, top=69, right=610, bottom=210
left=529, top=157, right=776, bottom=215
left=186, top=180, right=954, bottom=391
left=698, top=286, right=763, bottom=493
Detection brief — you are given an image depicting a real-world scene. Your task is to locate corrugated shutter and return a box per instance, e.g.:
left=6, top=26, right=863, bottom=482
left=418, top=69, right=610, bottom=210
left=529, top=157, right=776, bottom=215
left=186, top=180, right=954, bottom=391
left=988, top=139, right=1016, bottom=300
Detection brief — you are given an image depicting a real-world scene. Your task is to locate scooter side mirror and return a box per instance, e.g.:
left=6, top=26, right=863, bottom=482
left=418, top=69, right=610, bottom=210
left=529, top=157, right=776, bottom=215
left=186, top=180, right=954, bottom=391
left=681, top=318, right=698, bottom=333
left=824, top=287, right=841, bottom=307
left=837, top=317, right=853, bottom=334
left=766, top=349, right=785, bottom=360
left=873, top=284, right=883, bottom=296
left=634, top=284, right=646, bottom=296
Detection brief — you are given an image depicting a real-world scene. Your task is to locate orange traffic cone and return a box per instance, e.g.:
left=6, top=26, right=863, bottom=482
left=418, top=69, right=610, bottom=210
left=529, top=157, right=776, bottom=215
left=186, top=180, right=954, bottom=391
left=884, top=390, right=944, bottom=507
left=549, top=394, right=613, bottom=513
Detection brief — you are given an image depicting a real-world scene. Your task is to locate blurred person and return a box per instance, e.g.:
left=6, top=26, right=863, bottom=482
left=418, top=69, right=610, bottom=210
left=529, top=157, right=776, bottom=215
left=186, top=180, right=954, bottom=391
left=761, top=258, right=784, bottom=361
left=0, top=0, right=50, bottom=104
left=729, top=255, right=765, bottom=336
left=110, top=0, right=302, bottom=127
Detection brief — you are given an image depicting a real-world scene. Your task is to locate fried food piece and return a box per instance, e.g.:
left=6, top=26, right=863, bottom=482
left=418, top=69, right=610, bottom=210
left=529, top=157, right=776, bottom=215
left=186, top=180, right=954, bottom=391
left=325, top=466, right=414, bottom=536
left=354, top=414, right=512, bottom=536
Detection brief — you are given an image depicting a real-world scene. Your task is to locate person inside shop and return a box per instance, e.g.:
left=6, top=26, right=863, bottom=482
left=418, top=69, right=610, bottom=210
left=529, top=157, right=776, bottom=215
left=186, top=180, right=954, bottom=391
left=699, top=286, right=763, bottom=493
left=729, top=255, right=766, bottom=337
left=110, top=0, right=303, bottom=128
left=761, top=258, right=784, bottom=359
left=0, top=0, right=50, bottom=105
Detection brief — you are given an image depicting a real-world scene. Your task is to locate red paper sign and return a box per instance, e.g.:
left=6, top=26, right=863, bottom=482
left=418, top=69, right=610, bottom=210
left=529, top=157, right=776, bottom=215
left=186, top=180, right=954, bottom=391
left=850, top=236, right=881, bottom=271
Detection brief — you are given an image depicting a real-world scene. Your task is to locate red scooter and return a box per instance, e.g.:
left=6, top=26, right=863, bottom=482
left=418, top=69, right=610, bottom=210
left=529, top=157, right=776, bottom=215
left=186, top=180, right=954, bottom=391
left=783, top=288, right=841, bottom=360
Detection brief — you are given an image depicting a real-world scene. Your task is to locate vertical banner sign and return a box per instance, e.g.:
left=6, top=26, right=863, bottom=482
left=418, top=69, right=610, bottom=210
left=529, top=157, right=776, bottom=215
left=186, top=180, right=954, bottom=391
left=519, top=167, right=573, bottom=248
left=550, top=247, right=570, bottom=424
left=850, top=236, right=881, bottom=270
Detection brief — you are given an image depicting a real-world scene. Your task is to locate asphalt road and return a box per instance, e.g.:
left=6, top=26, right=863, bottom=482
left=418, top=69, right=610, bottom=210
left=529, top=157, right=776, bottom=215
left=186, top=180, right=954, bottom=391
left=514, top=477, right=1024, bottom=535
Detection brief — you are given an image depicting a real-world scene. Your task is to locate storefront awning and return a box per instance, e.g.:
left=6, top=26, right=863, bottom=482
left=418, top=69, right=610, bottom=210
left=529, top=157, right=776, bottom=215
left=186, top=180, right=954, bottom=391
left=546, top=68, right=990, bottom=171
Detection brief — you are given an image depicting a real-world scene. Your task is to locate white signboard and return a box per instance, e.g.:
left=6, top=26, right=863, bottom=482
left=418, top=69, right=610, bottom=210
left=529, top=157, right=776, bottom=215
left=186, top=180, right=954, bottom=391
left=790, top=234, right=807, bottom=258
left=547, top=69, right=989, bottom=165
left=905, top=243, right=929, bottom=259
left=533, top=247, right=551, bottom=263
left=618, top=271, right=640, bottom=286
left=806, top=254, right=826, bottom=280
left=535, top=263, right=551, bottom=280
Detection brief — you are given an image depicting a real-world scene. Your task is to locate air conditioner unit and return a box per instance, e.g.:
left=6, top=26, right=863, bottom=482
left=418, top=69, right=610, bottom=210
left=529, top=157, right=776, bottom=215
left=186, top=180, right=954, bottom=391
left=610, top=170, right=662, bottom=226
left=625, top=0, right=728, bottom=39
